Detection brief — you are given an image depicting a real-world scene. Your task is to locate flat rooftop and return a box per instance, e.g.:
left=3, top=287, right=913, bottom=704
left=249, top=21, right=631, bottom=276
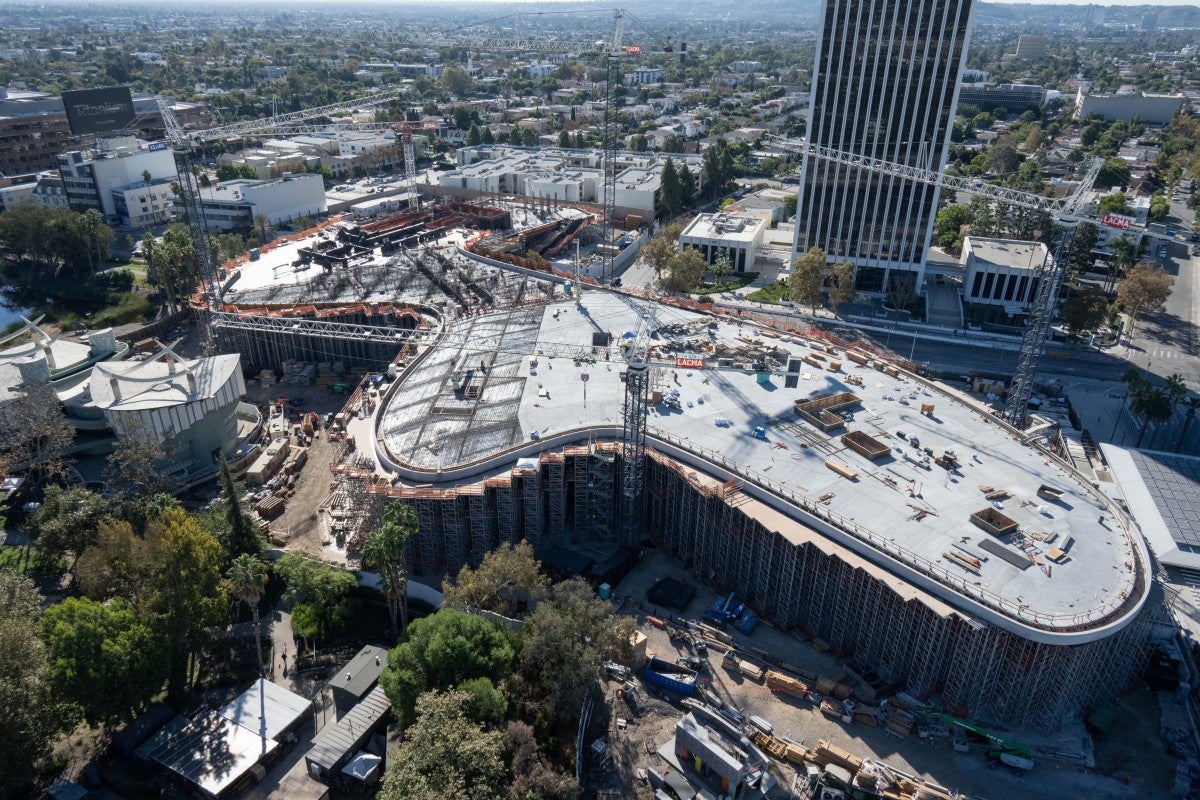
left=681, top=213, right=765, bottom=243
left=964, top=237, right=1050, bottom=269
left=376, top=291, right=1146, bottom=638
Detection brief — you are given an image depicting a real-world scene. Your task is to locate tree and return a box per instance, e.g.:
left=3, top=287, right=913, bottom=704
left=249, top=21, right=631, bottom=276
left=700, top=140, right=737, bottom=199
left=0, top=573, right=65, bottom=798
left=226, top=554, right=269, bottom=677
left=379, top=608, right=515, bottom=726
left=440, top=64, right=474, bottom=96
left=75, top=518, right=163, bottom=605
left=710, top=247, right=734, bottom=282
left=150, top=507, right=227, bottom=694
left=934, top=204, right=973, bottom=253
left=1096, top=192, right=1131, bottom=215
left=442, top=540, right=550, bottom=616
left=363, top=500, right=416, bottom=639
left=1059, top=286, right=1109, bottom=337
left=658, top=157, right=685, bottom=218
left=660, top=133, right=686, bottom=153
left=556, top=129, right=570, bottom=148
left=788, top=247, right=825, bottom=313
left=458, top=676, right=507, bottom=726
left=275, top=552, right=358, bottom=646
left=379, top=690, right=507, bottom=800
left=1095, top=158, right=1132, bottom=190
left=216, top=457, right=262, bottom=562
left=664, top=247, right=707, bottom=293
left=1131, top=385, right=1173, bottom=447
left=251, top=213, right=276, bottom=247
left=986, top=143, right=1021, bottom=175
left=41, top=597, right=169, bottom=724
left=641, top=221, right=684, bottom=284
left=828, top=262, right=856, bottom=308
left=1117, top=262, right=1174, bottom=339
left=1176, top=396, right=1200, bottom=453
left=104, top=418, right=176, bottom=529
left=29, top=486, right=110, bottom=572
left=628, top=133, right=647, bottom=152
left=512, top=578, right=631, bottom=732
left=886, top=271, right=920, bottom=326
left=1068, top=222, right=1099, bottom=275
left=0, top=381, right=74, bottom=484
left=467, top=123, right=483, bottom=146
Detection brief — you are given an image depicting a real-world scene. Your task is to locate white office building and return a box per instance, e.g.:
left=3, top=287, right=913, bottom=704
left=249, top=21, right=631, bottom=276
left=1075, top=85, right=1185, bottom=125
left=56, top=137, right=176, bottom=223
left=679, top=213, right=766, bottom=273
left=113, top=179, right=177, bottom=228
left=197, top=173, right=326, bottom=232
left=794, top=0, right=974, bottom=295
left=961, top=237, right=1049, bottom=315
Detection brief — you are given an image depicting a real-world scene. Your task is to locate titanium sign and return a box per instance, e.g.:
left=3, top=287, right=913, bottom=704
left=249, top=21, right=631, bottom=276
left=61, top=86, right=136, bottom=136
left=1101, top=213, right=1133, bottom=230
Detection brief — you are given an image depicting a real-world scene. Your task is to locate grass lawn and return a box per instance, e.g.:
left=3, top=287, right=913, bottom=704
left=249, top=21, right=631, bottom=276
left=746, top=280, right=790, bottom=304
left=692, top=271, right=759, bottom=296
left=0, top=543, right=35, bottom=573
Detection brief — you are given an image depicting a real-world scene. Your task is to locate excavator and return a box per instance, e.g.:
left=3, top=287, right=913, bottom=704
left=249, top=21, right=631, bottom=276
left=920, top=707, right=1034, bottom=775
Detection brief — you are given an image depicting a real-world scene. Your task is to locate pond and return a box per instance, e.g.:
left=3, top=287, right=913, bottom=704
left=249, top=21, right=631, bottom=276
left=0, top=298, right=36, bottom=332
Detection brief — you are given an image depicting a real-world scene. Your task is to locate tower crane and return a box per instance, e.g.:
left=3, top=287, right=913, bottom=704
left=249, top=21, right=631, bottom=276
left=766, top=135, right=1173, bottom=428
left=156, top=86, right=411, bottom=319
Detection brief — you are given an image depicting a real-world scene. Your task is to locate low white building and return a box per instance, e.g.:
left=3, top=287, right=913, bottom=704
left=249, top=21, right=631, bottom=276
left=1075, top=85, right=1185, bottom=125
left=197, top=173, right=326, bottom=232
left=56, top=136, right=176, bottom=224
left=527, top=62, right=556, bottom=79
left=30, top=171, right=68, bottom=209
left=626, top=66, right=665, bottom=85
left=961, top=237, right=1050, bottom=315
left=679, top=213, right=766, bottom=273
left=0, top=180, right=35, bottom=211
left=112, top=178, right=177, bottom=228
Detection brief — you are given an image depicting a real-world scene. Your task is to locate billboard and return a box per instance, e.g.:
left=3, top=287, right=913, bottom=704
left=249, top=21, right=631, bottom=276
left=61, top=86, right=136, bottom=136
left=1101, top=213, right=1133, bottom=230
left=676, top=356, right=706, bottom=369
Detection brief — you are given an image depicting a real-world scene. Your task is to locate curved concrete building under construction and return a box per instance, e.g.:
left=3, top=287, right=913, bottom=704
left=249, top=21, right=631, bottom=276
left=210, top=219, right=1156, bottom=733
left=329, top=288, right=1156, bottom=733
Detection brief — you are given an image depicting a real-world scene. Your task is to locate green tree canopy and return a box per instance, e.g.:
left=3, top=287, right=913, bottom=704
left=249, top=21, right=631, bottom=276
left=788, top=246, right=826, bottom=312
left=664, top=246, right=707, bottom=293
left=276, top=552, right=358, bottom=644
left=379, top=608, right=516, bottom=726
left=935, top=204, right=974, bottom=253
left=379, top=690, right=507, bottom=800
left=511, top=578, right=632, bottom=732
left=1060, top=286, right=1109, bottom=336
left=0, top=573, right=66, bottom=798
left=41, top=597, right=169, bottom=724
left=363, top=500, right=416, bottom=638
left=1117, top=261, right=1174, bottom=338
left=29, top=485, right=110, bottom=572
left=1096, top=192, right=1131, bottom=215
left=442, top=540, right=550, bottom=617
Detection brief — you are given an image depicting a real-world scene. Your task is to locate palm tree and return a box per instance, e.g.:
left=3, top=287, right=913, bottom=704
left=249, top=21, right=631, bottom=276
left=362, top=501, right=417, bottom=639
left=1155, top=373, right=1191, bottom=448
left=1131, top=386, right=1173, bottom=448
left=1177, top=396, right=1200, bottom=453
left=226, top=554, right=269, bottom=676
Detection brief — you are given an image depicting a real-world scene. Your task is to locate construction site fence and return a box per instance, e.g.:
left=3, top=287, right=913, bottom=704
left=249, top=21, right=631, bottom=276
left=116, top=307, right=194, bottom=345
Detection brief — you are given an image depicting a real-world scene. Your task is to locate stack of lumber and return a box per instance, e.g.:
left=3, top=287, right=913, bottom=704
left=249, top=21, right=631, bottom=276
left=811, top=740, right=863, bottom=774
left=765, top=669, right=809, bottom=700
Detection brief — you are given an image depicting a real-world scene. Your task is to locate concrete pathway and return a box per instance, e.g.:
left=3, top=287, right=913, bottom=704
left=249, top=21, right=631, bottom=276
left=267, top=609, right=298, bottom=691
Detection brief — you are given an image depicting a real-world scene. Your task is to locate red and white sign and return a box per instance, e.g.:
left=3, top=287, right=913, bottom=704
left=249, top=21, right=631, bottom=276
left=1102, top=213, right=1133, bottom=230
left=676, top=357, right=706, bottom=369
left=623, top=45, right=641, bottom=54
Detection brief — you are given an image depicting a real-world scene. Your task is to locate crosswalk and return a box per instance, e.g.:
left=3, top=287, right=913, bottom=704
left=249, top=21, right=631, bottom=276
left=1148, top=349, right=1184, bottom=359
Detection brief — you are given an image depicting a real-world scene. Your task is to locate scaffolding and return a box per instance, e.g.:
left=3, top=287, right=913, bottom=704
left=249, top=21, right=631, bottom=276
left=328, top=440, right=1156, bottom=732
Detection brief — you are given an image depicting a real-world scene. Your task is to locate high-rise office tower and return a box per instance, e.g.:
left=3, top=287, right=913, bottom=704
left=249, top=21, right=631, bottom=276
left=793, top=0, right=974, bottom=295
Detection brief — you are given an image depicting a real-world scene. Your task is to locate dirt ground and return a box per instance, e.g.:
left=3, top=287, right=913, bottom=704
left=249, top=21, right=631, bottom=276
left=241, top=380, right=357, bottom=560
left=598, top=548, right=1179, bottom=800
